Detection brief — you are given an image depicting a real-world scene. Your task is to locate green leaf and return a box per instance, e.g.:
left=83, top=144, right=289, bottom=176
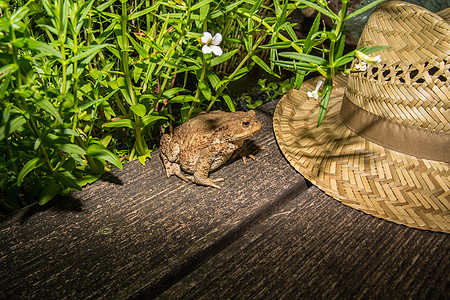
left=198, top=80, right=211, bottom=100
left=278, top=52, right=328, bottom=65
left=191, top=0, right=215, bottom=11
left=128, top=33, right=148, bottom=58
left=17, top=157, right=46, bottom=186
left=276, top=0, right=289, bottom=27
left=74, top=0, right=95, bottom=34
left=0, top=116, right=27, bottom=141
left=79, top=88, right=119, bottom=111
left=78, top=98, right=105, bottom=111
left=53, top=170, right=82, bottom=191
left=317, top=78, right=333, bottom=127
left=38, top=181, right=60, bottom=205
left=169, top=95, right=197, bottom=103
left=68, top=44, right=111, bottom=63
left=141, top=115, right=167, bottom=127
left=86, top=141, right=123, bottom=170
left=259, top=41, right=294, bottom=49
left=360, top=45, right=390, bottom=55
left=10, top=6, right=30, bottom=31
left=76, top=174, right=102, bottom=187
left=346, top=0, right=386, bottom=20
left=197, top=3, right=210, bottom=26
left=35, top=96, right=63, bottom=124
left=97, top=0, right=116, bottom=12
left=251, top=55, right=280, bottom=78
left=211, top=0, right=245, bottom=18
left=230, top=61, right=255, bottom=82
left=206, top=70, right=220, bottom=90
left=210, top=49, right=239, bottom=67
left=304, top=12, right=321, bottom=51
left=117, top=77, right=132, bottom=105
left=162, top=87, right=190, bottom=99
left=285, top=24, right=298, bottom=41
left=130, top=104, right=146, bottom=117
left=18, top=38, right=63, bottom=59
left=104, top=119, right=135, bottom=129
left=222, top=94, right=235, bottom=112
left=297, top=0, right=338, bottom=20
left=0, top=64, right=18, bottom=80
left=334, top=28, right=346, bottom=60
left=34, top=137, right=42, bottom=150
left=250, top=0, right=264, bottom=14
left=138, top=150, right=152, bottom=165
left=53, top=128, right=80, bottom=137
left=333, top=53, right=357, bottom=68
left=2, top=104, right=11, bottom=123
left=273, top=60, right=316, bottom=71
left=129, top=5, right=160, bottom=20
left=42, top=134, right=86, bottom=155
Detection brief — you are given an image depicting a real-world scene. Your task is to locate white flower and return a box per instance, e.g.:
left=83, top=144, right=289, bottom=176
left=307, top=80, right=323, bottom=100
left=355, top=51, right=382, bottom=64
left=354, top=61, right=368, bottom=72
left=201, top=32, right=223, bottom=56
left=372, top=55, right=382, bottom=64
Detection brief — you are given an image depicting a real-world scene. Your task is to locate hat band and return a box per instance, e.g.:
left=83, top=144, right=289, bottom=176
left=340, top=94, right=450, bottom=163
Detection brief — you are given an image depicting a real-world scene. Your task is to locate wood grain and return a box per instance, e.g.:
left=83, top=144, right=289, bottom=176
left=159, top=186, right=450, bottom=299
left=0, top=100, right=448, bottom=299
left=0, top=101, right=307, bottom=299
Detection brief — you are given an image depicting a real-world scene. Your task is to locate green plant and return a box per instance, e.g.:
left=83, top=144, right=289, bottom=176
left=259, top=77, right=294, bottom=100
left=0, top=0, right=124, bottom=211
left=262, top=0, right=389, bottom=126
left=0, top=0, right=278, bottom=212
left=0, top=0, right=390, bottom=212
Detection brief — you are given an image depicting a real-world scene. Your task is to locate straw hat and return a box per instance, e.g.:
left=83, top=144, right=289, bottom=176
left=273, top=1, right=450, bottom=232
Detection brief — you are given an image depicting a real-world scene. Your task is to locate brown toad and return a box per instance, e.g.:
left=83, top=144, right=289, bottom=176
left=160, top=110, right=262, bottom=189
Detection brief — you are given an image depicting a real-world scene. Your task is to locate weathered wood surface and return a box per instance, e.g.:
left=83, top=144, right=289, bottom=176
left=160, top=185, right=450, bottom=299
left=0, top=101, right=449, bottom=299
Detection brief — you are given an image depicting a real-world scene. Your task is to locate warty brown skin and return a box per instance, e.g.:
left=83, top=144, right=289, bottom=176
left=160, top=110, right=262, bottom=189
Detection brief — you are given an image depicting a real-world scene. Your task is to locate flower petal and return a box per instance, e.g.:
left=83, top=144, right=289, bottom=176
left=211, top=33, right=222, bottom=45
left=202, top=45, right=213, bottom=54
left=307, top=90, right=319, bottom=100
left=211, top=45, right=223, bottom=56
left=373, top=55, right=382, bottom=64
left=201, top=32, right=212, bottom=44
left=354, top=61, right=367, bottom=71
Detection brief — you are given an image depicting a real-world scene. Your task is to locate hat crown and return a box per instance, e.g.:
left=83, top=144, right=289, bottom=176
left=273, top=1, right=450, bottom=233
left=345, top=1, right=450, bottom=133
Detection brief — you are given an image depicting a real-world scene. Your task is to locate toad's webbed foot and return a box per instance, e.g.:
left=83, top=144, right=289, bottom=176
left=193, top=175, right=225, bottom=189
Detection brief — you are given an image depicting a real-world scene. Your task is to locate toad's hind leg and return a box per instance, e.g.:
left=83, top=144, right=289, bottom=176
left=161, top=152, right=190, bottom=182
left=193, top=150, right=226, bottom=189
left=194, top=175, right=225, bottom=189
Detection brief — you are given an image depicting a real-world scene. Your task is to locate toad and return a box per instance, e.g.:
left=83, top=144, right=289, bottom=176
left=160, top=110, right=262, bottom=189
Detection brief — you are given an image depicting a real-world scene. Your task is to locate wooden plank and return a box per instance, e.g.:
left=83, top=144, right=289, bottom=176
left=159, top=186, right=450, bottom=299
left=0, top=101, right=308, bottom=299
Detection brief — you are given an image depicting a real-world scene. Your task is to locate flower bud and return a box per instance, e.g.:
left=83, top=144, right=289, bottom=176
left=355, top=51, right=382, bottom=64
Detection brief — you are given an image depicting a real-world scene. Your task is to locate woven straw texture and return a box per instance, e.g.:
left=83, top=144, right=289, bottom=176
left=347, top=3, right=450, bottom=131
left=273, top=1, right=450, bottom=233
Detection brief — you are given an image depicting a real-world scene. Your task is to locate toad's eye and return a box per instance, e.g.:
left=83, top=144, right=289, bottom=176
left=242, top=121, right=250, bottom=128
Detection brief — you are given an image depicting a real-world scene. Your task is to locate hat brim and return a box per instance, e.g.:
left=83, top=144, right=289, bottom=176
left=273, top=75, right=450, bottom=233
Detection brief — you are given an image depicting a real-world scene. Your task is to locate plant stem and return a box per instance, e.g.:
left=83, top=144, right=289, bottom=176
left=121, top=1, right=146, bottom=156
left=205, top=33, right=267, bottom=112
left=7, top=6, right=54, bottom=171
left=237, top=8, right=303, bottom=53
left=186, top=56, right=207, bottom=120
left=329, top=0, right=349, bottom=77
left=71, top=36, right=79, bottom=143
